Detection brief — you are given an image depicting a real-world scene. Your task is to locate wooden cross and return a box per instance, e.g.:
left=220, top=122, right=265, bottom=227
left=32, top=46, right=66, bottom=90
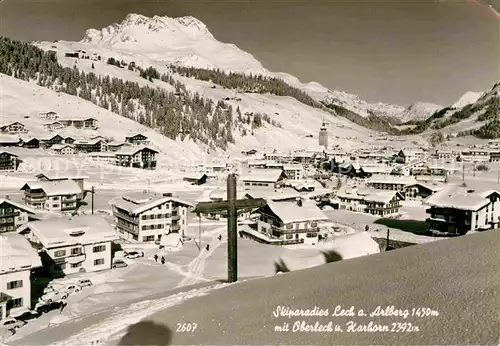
left=194, top=173, right=266, bottom=283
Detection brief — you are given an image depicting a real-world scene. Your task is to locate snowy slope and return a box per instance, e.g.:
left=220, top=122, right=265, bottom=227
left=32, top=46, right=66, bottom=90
left=398, top=102, right=443, bottom=123
left=451, top=91, right=485, bottom=109
left=77, top=13, right=406, bottom=119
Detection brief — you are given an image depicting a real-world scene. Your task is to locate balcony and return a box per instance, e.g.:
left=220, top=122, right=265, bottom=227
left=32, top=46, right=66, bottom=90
left=171, top=214, right=181, bottom=221
left=67, top=253, right=86, bottom=264
left=272, top=226, right=319, bottom=235
left=115, top=212, right=139, bottom=224
left=0, top=211, right=20, bottom=218
left=171, top=223, right=181, bottom=232
left=26, top=192, right=46, bottom=198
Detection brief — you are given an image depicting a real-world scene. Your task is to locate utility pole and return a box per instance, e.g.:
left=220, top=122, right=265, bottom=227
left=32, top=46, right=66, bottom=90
left=386, top=229, right=390, bottom=250
left=462, top=164, right=465, bottom=182
left=194, top=174, right=266, bottom=283
left=91, top=186, right=95, bottom=215
left=198, top=214, right=202, bottom=251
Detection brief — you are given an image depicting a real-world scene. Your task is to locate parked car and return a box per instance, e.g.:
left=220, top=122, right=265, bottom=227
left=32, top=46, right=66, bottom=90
left=63, top=284, right=82, bottom=295
left=0, top=318, right=26, bottom=330
left=77, top=279, right=93, bottom=288
left=112, top=259, right=128, bottom=268
left=124, top=251, right=143, bottom=259
left=35, top=301, right=63, bottom=314
left=40, top=290, right=67, bottom=303
left=16, top=310, right=41, bottom=322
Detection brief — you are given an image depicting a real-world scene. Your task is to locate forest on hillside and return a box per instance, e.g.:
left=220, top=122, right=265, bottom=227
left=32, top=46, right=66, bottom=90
left=0, top=37, right=282, bottom=150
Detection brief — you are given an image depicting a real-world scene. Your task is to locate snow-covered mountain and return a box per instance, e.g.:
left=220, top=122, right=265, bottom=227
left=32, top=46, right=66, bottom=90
left=451, top=91, right=485, bottom=109
left=80, top=13, right=406, bottom=119
left=398, top=102, right=442, bottom=123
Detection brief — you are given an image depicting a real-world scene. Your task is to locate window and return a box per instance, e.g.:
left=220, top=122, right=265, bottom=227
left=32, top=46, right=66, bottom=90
left=70, top=262, right=82, bottom=268
left=7, top=280, right=23, bottom=290
left=71, top=247, right=82, bottom=255
left=8, top=298, right=23, bottom=309
left=311, top=222, right=318, bottom=227
left=286, top=234, right=293, bottom=239
left=143, top=235, right=155, bottom=242
left=141, top=215, right=147, bottom=220
left=54, top=249, right=66, bottom=257
left=93, top=245, right=106, bottom=253
left=94, top=258, right=105, bottom=266
left=286, top=224, right=293, bottom=229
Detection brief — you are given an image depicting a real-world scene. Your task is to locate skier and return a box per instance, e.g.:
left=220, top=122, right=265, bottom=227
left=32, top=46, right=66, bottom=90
left=154, top=254, right=158, bottom=262
left=206, top=244, right=210, bottom=251
left=161, top=256, right=165, bottom=265
left=218, top=234, right=222, bottom=241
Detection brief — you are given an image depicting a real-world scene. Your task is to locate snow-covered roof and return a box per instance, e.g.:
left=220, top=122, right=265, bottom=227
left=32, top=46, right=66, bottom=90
left=282, top=163, right=303, bottom=170
left=367, top=175, right=417, bottom=186
left=245, top=188, right=300, bottom=201
left=336, top=186, right=402, bottom=204
left=51, top=144, right=74, bottom=150
left=263, top=200, right=328, bottom=224
left=361, top=165, right=393, bottom=174
left=20, top=215, right=118, bottom=248
left=21, top=180, right=82, bottom=196
left=209, top=189, right=245, bottom=200
left=425, top=185, right=499, bottom=211
left=109, top=192, right=193, bottom=215
left=239, top=169, right=285, bottom=183
left=0, top=233, right=42, bottom=273
left=35, top=171, right=89, bottom=180
left=115, top=145, right=159, bottom=155
left=74, top=139, right=103, bottom=145
left=0, top=198, right=35, bottom=214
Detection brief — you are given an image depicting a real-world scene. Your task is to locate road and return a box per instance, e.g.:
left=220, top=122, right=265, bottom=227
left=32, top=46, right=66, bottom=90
left=129, top=229, right=499, bottom=345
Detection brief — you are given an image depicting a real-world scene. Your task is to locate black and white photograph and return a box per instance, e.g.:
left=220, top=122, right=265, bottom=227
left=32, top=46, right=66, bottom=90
left=0, top=0, right=499, bottom=345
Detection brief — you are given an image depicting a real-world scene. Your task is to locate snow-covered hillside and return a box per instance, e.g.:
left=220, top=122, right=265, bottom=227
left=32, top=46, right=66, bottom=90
left=398, top=102, right=442, bottom=123
left=77, top=13, right=406, bottom=119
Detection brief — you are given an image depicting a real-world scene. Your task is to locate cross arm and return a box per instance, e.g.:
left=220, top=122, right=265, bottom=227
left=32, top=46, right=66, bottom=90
left=194, top=198, right=267, bottom=214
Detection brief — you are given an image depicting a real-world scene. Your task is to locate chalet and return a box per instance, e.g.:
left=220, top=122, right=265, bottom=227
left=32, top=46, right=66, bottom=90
left=425, top=186, right=500, bottom=235
left=115, top=146, right=158, bottom=170
left=0, top=233, right=42, bottom=319
left=18, top=215, right=117, bottom=275
left=20, top=137, right=40, bottom=149
left=0, top=122, right=28, bottom=134
left=183, top=174, right=208, bottom=185
left=0, top=136, right=22, bottom=148
left=59, top=117, right=98, bottom=130
left=394, top=149, right=425, bottom=164
left=40, top=134, right=64, bottom=148
left=262, top=151, right=285, bottom=162
left=110, top=193, right=193, bottom=242
left=0, top=199, right=35, bottom=233
left=366, top=175, right=418, bottom=191
left=490, top=151, right=500, bottom=162
left=244, top=188, right=301, bottom=202
left=0, top=151, right=21, bottom=171
left=335, top=186, right=403, bottom=217
left=39, top=111, right=58, bottom=120
left=43, top=121, right=65, bottom=131
left=403, top=182, right=445, bottom=200
left=239, top=169, right=287, bottom=189
left=35, top=172, right=88, bottom=201
left=51, top=144, right=75, bottom=155
left=125, top=134, right=149, bottom=146
left=107, top=141, right=129, bottom=152
left=254, top=199, right=328, bottom=245
left=20, top=180, right=81, bottom=212
left=74, top=139, right=107, bottom=153
left=241, top=149, right=258, bottom=156
left=247, top=160, right=268, bottom=169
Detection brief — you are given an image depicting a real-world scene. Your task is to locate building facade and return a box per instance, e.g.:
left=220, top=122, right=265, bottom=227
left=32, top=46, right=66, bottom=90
left=52, top=144, right=75, bottom=155
left=0, top=199, right=34, bottom=233
left=0, top=151, right=20, bottom=171
left=0, top=122, right=28, bottom=134
left=110, top=193, right=192, bottom=242
left=115, top=147, right=158, bottom=169
left=318, top=122, right=328, bottom=148
left=20, top=180, right=81, bottom=212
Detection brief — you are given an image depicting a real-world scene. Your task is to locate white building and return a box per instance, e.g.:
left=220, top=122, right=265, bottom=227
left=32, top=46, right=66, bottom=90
left=425, top=186, right=500, bottom=234
left=20, top=180, right=81, bottom=212
left=395, top=148, right=426, bottom=164
left=18, top=215, right=117, bottom=275
left=335, top=186, right=403, bottom=217
left=366, top=175, right=418, bottom=191
left=0, top=233, right=42, bottom=319
left=110, top=193, right=193, bottom=243
left=255, top=199, right=328, bottom=245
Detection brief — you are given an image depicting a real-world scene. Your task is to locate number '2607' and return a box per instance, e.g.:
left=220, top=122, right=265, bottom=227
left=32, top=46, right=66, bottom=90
left=176, top=322, right=198, bottom=332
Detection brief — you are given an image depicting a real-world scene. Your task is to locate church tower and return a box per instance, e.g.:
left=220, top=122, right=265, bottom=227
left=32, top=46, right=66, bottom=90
left=318, top=121, right=328, bottom=148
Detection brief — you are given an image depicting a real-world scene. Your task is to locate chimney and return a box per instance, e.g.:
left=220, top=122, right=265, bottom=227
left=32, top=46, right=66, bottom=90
left=296, top=198, right=302, bottom=207
left=5, top=195, right=9, bottom=200
left=163, top=192, right=173, bottom=197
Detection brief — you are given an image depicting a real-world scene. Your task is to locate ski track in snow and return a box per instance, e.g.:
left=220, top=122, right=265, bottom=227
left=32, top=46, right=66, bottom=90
left=51, top=283, right=230, bottom=346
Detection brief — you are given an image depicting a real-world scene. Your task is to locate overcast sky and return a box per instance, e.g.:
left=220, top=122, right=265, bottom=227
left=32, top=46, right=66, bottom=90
left=0, top=0, right=498, bottom=107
